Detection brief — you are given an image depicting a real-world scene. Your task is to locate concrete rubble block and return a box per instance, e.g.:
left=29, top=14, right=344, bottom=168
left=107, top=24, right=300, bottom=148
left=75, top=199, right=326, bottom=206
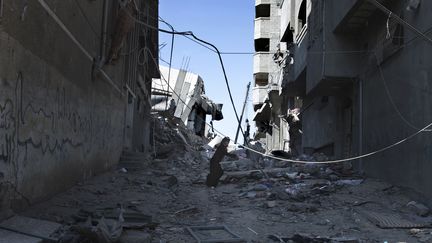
left=266, top=201, right=277, bottom=208
left=335, top=179, right=363, bottom=186
left=0, top=229, right=42, bottom=243
left=118, top=230, right=152, bottom=243
left=407, top=201, right=430, bottom=217
left=161, top=175, right=178, bottom=188
left=220, top=159, right=254, bottom=172
left=286, top=202, right=318, bottom=213
left=252, top=183, right=269, bottom=191
left=0, top=215, right=61, bottom=241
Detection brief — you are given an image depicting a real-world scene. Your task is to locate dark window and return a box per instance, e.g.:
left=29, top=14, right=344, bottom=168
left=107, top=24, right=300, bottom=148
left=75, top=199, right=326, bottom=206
left=254, top=73, right=269, bottom=86
left=298, top=0, right=307, bottom=29
left=281, top=24, right=294, bottom=43
left=255, top=38, right=270, bottom=52
left=256, top=4, right=270, bottom=18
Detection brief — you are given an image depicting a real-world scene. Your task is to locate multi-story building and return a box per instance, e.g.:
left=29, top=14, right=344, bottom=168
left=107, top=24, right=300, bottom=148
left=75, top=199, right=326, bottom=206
left=257, top=0, right=432, bottom=204
left=151, top=66, right=223, bottom=137
left=0, top=0, right=159, bottom=217
left=252, top=0, right=287, bottom=154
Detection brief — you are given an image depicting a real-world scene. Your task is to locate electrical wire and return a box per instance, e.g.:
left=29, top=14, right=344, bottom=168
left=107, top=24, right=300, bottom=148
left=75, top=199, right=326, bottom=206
left=130, top=8, right=432, bottom=164
left=373, top=51, right=432, bottom=132
left=159, top=17, right=175, bottom=110
left=127, top=11, right=249, bottom=144
left=144, top=46, right=432, bottom=164
left=73, top=0, right=99, bottom=38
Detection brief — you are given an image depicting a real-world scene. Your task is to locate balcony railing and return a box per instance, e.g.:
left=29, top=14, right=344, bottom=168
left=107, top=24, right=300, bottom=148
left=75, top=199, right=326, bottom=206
left=296, top=24, right=308, bottom=44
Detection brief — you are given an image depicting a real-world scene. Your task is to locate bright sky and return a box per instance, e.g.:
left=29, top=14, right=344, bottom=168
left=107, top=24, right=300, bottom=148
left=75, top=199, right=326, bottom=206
left=158, top=1, right=255, bottom=143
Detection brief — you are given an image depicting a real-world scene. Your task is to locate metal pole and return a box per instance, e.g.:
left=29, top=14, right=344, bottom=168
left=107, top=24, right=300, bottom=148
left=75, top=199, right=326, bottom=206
left=234, top=82, right=251, bottom=144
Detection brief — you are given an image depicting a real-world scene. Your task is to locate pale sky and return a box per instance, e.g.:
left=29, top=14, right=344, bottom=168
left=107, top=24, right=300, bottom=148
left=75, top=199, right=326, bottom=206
left=158, top=1, right=256, bottom=143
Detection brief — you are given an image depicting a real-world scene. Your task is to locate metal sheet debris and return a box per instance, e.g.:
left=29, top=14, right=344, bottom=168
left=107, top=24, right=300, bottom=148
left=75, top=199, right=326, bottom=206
left=186, top=225, right=245, bottom=243
left=360, top=210, right=432, bottom=229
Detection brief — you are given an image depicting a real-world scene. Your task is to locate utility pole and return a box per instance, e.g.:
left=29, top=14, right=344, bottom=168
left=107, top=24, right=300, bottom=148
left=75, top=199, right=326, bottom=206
left=234, top=82, right=251, bottom=144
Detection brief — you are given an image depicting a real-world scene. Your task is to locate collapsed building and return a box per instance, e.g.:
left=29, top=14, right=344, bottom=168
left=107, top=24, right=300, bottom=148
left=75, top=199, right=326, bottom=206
left=151, top=66, right=223, bottom=137
left=0, top=0, right=159, bottom=218
left=253, top=0, right=432, bottom=205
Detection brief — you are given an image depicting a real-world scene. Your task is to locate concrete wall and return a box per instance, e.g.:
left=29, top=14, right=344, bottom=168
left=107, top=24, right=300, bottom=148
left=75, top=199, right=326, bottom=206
left=294, top=0, right=432, bottom=204
left=359, top=1, right=432, bottom=203
left=0, top=0, right=157, bottom=213
left=306, top=0, right=365, bottom=94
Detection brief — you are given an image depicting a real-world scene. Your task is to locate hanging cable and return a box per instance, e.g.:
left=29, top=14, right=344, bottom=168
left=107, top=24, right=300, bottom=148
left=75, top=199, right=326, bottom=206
left=143, top=46, right=432, bottom=164
left=125, top=12, right=249, bottom=144
left=159, top=17, right=175, bottom=110
left=374, top=51, right=432, bottom=132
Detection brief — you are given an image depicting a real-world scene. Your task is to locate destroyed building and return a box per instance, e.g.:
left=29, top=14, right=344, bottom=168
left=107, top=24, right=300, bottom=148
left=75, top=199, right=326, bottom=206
left=253, top=0, right=432, bottom=204
left=151, top=66, right=223, bottom=137
left=0, top=0, right=159, bottom=217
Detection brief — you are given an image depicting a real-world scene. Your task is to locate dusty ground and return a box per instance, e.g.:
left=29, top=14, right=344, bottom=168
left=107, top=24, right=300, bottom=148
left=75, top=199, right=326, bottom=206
left=18, top=117, right=432, bottom=242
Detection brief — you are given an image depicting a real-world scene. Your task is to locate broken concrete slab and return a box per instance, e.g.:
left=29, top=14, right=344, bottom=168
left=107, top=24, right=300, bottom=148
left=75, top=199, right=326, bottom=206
left=186, top=225, right=245, bottom=243
left=0, top=229, right=42, bottom=243
left=220, top=159, right=254, bottom=172
left=0, top=215, right=61, bottom=241
left=407, top=201, right=430, bottom=217
left=118, top=230, right=152, bottom=243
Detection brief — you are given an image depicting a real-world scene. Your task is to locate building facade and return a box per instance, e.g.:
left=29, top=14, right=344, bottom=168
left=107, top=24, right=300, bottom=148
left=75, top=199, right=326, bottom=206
left=0, top=0, right=158, bottom=216
left=255, top=0, right=432, bottom=204
left=252, top=0, right=288, bottom=154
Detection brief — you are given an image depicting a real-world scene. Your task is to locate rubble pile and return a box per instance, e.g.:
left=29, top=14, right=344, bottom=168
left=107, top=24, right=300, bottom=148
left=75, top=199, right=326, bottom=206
left=10, top=113, right=432, bottom=242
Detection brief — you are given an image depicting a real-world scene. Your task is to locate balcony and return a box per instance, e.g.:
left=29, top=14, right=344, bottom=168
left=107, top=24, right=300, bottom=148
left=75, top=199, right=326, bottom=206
left=252, top=85, right=268, bottom=106
left=254, top=18, right=271, bottom=39
left=332, top=0, right=380, bottom=33
left=253, top=52, right=273, bottom=74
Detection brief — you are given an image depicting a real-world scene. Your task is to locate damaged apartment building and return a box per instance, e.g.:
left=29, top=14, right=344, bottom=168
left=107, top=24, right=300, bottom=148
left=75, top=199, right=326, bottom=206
left=151, top=66, right=223, bottom=137
left=0, top=0, right=159, bottom=218
left=253, top=0, right=432, bottom=204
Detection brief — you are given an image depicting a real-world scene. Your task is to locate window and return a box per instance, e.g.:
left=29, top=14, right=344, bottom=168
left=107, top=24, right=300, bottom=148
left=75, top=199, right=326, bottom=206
left=255, top=38, right=270, bottom=52
left=255, top=4, right=270, bottom=18
left=254, top=73, right=269, bottom=86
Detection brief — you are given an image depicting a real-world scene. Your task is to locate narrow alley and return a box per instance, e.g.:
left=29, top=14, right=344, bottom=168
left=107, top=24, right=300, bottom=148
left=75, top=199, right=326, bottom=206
left=14, top=113, right=432, bottom=242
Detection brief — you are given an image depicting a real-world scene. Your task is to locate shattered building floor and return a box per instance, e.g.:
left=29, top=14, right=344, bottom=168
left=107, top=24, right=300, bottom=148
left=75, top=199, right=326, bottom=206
left=6, top=115, right=432, bottom=242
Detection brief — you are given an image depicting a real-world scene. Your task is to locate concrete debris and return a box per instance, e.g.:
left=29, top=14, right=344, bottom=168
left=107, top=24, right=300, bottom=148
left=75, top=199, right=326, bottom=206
left=407, top=201, right=430, bottom=217
left=268, top=233, right=360, bottom=243
left=335, top=179, right=364, bottom=186
left=118, top=230, right=152, bottom=243
left=186, top=225, right=245, bottom=243
left=12, top=113, right=432, bottom=242
left=161, top=175, right=178, bottom=188
left=0, top=215, right=62, bottom=242
left=72, top=216, right=123, bottom=243
left=0, top=228, right=43, bottom=243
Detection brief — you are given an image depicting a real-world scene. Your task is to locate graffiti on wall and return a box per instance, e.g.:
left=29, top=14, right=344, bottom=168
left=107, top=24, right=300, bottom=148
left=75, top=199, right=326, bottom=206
left=0, top=72, right=120, bottom=165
